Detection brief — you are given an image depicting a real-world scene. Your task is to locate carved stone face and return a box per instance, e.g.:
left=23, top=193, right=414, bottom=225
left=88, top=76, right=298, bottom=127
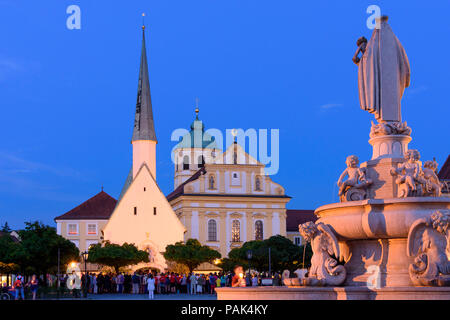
left=299, top=221, right=317, bottom=242
left=405, top=149, right=420, bottom=163
left=346, top=155, right=359, bottom=168
left=431, top=210, right=450, bottom=234
left=424, top=160, right=438, bottom=171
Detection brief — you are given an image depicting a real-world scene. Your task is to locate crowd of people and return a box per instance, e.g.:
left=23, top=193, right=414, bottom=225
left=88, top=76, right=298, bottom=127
left=1, top=270, right=283, bottom=300
left=77, top=271, right=282, bottom=298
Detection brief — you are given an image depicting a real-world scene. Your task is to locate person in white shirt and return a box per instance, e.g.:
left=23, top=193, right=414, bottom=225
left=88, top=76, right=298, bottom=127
left=189, top=274, right=197, bottom=295
left=251, top=274, right=258, bottom=286
left=147, top=274, right=155, bottom=299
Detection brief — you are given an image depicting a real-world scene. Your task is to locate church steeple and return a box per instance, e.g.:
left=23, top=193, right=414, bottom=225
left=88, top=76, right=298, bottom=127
left=131, top=19, right=158, bottom=180
left=132, top=23, right=157, bottom=142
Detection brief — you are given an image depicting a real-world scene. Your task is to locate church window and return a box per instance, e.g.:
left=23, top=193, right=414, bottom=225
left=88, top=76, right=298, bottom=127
left=231, top=172, right=240, bottom=186
left=231, top=220, right=240, bottom=242
left=233, top=152, right=237, bottom=164
left=144, top=187, right=146, bottom=191
left=183, top=156, right=190, bottom=170
left=209, top=175, right=215, bottom=189
left=154, top=207, right=157, bottom=215
left=134, top=207, right=137, bottom=215
left=255, top=177, right=261, bottom=191
left=294, top=236, right=302, bottom=246
left=255, top=220, right=263, bottom=240
left=208, top=219, right=217, bottom=241
left=198, top=156, right=205, bottom=168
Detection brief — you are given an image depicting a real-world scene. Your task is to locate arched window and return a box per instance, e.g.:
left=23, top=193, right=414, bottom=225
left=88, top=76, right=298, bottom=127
left=232, top=220, right=240, bottom=242
left=208, top=219, right=217, bottom=241
left=255, top=177, right=261, bottom=191
left=209, top=175, right=215, bottom=189
left=198, top=155, right=205, bottom=168
left=233, top=152, right=238, bottom=164
left=183, top=156, right=190, bottom=170
left=255, top=220, right=263, bottom=240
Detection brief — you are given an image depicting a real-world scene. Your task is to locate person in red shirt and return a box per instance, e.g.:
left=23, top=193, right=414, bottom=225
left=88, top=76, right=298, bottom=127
left=160, top=274, right=166, bottom=294
left=231, top=266, right=246, bottom=287
left=14, top=274, right=25, bottom=300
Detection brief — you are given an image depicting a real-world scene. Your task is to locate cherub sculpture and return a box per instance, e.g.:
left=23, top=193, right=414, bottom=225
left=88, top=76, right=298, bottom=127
left=391, top=149, right=423, bottom=197
left=407, top=210, right=450, bottom=286
left=298, top=222, right=346, bottom=286
left=337, top=155, right=372, bottom=202
left=422, top=160, right=442, bottom=197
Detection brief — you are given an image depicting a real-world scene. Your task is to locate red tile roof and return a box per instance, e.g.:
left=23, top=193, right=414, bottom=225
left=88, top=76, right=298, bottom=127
left=286, top=209, right=317, bottom=232
left=54, top=191, right=117, bottom=221
left=438, top=155, right=450, bottom=180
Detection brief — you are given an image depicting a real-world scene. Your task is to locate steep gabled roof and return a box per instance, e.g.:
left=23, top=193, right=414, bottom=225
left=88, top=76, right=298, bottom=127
left=132, top=26, right=156, bottom=142
left=438, top=155, right=450, bottom=180
left=166, top=167, right=206, bottom=202
left=286, top=209, right=317, bottom=232
left=54, top=191, right=117, bottom=221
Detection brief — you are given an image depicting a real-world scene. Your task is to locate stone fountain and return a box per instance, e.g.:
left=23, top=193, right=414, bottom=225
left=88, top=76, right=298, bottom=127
left=216, top=16, right=450, bottom=300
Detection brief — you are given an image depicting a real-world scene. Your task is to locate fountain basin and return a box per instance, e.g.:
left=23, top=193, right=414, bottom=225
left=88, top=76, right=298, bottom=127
left=315, top=197, right=450, bottom=240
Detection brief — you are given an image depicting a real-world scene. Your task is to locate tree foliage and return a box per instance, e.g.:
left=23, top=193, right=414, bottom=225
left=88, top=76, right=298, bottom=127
left=0, top=262, right=20, bottom=274
left=87, top=241, right=149, bottom=273
left=164, top=239, right=221, bottom=272
left=1, top=222, right=11, bottom=233
left=225, top=235, right=311, bottom=273
left=0, top=221, right=79, bottom=278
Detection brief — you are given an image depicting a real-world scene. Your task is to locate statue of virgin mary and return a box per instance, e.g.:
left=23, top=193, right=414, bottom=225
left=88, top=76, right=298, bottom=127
left=353, top=16, right=410, bottom=123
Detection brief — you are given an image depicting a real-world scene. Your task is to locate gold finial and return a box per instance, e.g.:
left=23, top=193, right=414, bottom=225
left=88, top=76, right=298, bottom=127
left=195, top=97, right=199, bottom=118
left=142, top=13, right=146, bottom=30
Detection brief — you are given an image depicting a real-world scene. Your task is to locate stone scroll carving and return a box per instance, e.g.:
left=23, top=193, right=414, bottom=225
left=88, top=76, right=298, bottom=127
left=337, top=155, right=372, bottom=202
left=407, top=210, right=450, bottom=286
left=298, top=222, right=346, bottom=286
left=369, top=121, right=412, bottom=138
left=391, top=150, right=442, bottom=198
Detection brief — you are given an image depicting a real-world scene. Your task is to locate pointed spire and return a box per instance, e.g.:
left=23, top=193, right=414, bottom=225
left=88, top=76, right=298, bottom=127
left=132, top=18, right=157, bottom=142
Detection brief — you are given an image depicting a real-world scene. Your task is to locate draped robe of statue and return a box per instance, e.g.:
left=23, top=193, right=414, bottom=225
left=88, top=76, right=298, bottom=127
left=358, top=17, right=410, bottom=122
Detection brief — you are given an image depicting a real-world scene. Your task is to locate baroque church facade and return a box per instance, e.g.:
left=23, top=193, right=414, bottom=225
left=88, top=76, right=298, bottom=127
left=167, top=111, right=291, bottom=257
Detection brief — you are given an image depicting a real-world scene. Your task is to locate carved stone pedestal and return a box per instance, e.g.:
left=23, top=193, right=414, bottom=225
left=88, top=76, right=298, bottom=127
left=369, top=134, right=411, bottom=160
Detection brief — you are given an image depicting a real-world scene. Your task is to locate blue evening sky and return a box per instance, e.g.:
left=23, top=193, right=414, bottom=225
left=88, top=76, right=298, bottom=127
left=1, top=1, right=449, bottom=229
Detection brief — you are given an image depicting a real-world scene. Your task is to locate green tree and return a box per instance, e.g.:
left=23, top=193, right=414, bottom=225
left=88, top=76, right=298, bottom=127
left=164, top=239, right=221, bottom=273
left=0, top=232, right=21, bottom=264
left=1, top=222, right=11, bottom=233
left=227, top=235, right=306, bottom=273
left=217, top=257, right=242, bottom=273
left=87, top=241, right=149, bottom=273
left=15, top=221, right=80, bottom=279
left=0, top=262, right=19, bottom=274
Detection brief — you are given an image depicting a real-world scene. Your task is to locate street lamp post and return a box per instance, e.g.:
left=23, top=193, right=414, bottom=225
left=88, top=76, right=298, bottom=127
left=81, top=251, right=88, bottom=298
left=246, top=250, right=253, bottom=275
